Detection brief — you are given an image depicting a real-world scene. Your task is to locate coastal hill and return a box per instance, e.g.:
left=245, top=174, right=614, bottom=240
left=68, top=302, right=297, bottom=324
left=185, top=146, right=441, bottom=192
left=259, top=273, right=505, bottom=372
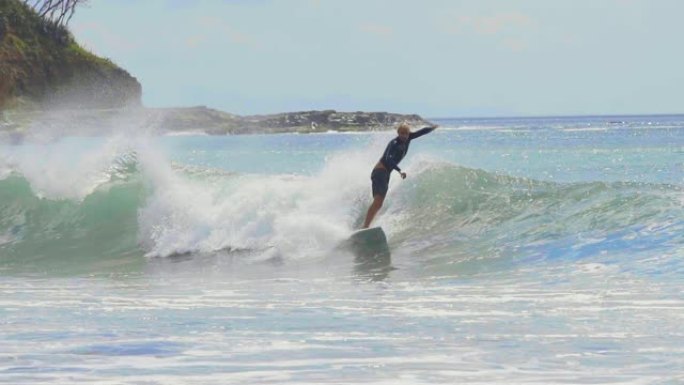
left=3, top=106, right=431, bottom=137
left=0, top=0, right=141, bottom=111
left=153, top=106, right=431, bottom=134
left=0, top=0, right=431, bottom=136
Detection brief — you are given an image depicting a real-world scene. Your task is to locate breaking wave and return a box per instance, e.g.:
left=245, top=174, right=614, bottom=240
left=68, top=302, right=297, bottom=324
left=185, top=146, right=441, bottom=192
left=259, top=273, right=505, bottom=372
left=1, top=144, right=682, bottom=275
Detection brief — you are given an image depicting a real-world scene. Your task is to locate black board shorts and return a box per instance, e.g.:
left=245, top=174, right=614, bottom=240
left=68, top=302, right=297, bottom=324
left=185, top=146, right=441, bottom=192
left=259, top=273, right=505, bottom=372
left=371, top=168, right=390, bottom=197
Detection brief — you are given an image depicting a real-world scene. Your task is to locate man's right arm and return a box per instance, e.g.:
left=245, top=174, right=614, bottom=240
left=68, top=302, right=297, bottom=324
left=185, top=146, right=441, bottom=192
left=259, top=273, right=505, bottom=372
left=408, top=124, right=438, bottom=140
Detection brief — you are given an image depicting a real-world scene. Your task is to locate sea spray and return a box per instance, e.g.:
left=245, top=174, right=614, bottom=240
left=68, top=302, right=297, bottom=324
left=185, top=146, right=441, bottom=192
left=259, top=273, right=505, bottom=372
left=1, top=136, right=135, bottom=200
left=135, top=137, right=388, bottom=258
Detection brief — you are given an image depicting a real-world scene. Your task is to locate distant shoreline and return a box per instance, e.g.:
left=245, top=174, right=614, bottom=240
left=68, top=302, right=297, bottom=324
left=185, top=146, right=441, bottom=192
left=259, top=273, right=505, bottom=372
left=0, top=106, right=434, bottom=138
left=429, top=112, right=684, bottom=121
left=2, top=107, right=682, bottom=142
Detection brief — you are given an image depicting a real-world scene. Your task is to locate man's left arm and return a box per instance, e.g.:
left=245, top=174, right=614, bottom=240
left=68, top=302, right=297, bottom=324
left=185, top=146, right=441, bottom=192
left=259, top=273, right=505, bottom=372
left=408, top=124, right=439, bottom=140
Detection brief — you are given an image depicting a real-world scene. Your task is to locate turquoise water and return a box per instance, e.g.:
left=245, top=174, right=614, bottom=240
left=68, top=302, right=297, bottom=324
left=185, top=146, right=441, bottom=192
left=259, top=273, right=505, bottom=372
left=1, top=115, right=683, bottom=383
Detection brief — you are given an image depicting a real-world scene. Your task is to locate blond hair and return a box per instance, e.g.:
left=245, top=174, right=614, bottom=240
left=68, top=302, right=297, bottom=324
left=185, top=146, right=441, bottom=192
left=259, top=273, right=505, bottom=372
left=397, top=122, right=411, bottom=134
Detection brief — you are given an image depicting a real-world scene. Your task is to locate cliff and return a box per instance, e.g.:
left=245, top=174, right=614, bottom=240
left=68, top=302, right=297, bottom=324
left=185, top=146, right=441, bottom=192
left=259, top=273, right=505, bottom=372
left=0, top=0, right=141, bottom=111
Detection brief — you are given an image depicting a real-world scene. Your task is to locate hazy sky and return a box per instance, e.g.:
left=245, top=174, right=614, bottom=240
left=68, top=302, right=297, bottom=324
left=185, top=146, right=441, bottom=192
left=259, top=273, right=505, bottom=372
left=71, top=0, right=684, bottom=117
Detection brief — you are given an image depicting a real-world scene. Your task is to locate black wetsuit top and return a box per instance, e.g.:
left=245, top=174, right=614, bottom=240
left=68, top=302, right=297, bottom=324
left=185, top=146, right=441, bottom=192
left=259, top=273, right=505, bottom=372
left=379, top=127, right=435, bottom=173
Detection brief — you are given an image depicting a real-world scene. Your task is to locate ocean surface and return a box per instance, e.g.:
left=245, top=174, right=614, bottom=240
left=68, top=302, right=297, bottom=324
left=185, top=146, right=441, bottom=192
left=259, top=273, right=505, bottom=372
left=1, top=114, right=683, bottom=384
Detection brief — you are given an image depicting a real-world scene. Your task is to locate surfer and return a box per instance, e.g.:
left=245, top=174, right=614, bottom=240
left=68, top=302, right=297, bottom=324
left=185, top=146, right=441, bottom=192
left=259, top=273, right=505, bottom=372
left=362, top=122, right=438, bottom=228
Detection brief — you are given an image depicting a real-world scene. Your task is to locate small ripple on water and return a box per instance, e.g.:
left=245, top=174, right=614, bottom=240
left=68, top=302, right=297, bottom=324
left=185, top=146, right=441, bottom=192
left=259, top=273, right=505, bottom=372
left=69, top=341, right=185, bottom=357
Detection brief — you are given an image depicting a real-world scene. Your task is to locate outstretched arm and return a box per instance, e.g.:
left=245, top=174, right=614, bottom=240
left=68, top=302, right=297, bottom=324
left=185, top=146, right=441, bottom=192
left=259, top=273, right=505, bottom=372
left=409, top=124, right=439, bottom=140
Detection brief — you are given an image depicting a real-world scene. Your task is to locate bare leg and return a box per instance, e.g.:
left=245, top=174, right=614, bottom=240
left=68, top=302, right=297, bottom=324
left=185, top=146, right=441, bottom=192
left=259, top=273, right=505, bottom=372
left=363, top=195, right=385, bottom=228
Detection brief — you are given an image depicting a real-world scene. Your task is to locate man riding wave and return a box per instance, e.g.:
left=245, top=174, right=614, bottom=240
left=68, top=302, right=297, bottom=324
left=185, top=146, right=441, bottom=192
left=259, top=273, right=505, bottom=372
left=362, top=122, right=438, bottom=228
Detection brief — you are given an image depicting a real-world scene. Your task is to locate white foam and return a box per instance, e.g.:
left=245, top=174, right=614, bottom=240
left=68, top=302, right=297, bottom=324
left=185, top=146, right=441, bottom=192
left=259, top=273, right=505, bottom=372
left=163, top=131, right=210, bottom=137
left=562, top=126, right=610, bottom=132
left=0, top=152, right=13, bottom=180
left=0, top=232, right=16, bottom=246
left=137, top=135, right=392, bottom=259
left=7, top=136, right=133, bottom=200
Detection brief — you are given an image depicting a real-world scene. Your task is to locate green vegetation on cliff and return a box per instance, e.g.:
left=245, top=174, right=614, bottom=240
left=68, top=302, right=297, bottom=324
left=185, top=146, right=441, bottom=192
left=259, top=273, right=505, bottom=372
left=0, top=0, right=141, bottom=111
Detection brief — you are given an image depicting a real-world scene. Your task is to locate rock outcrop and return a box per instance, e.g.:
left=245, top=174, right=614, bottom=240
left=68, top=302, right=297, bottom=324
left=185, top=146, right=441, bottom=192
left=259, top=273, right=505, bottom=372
left=238, top=110, right=429, bottom=134
left=153, top=107, right=432, bottom=134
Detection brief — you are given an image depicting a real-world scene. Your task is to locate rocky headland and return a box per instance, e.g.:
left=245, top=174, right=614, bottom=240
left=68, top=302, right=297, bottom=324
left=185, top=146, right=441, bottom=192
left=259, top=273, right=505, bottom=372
left=0, top=0, right=431, bottom=138
left=151, top=106, right=431, bottom=135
